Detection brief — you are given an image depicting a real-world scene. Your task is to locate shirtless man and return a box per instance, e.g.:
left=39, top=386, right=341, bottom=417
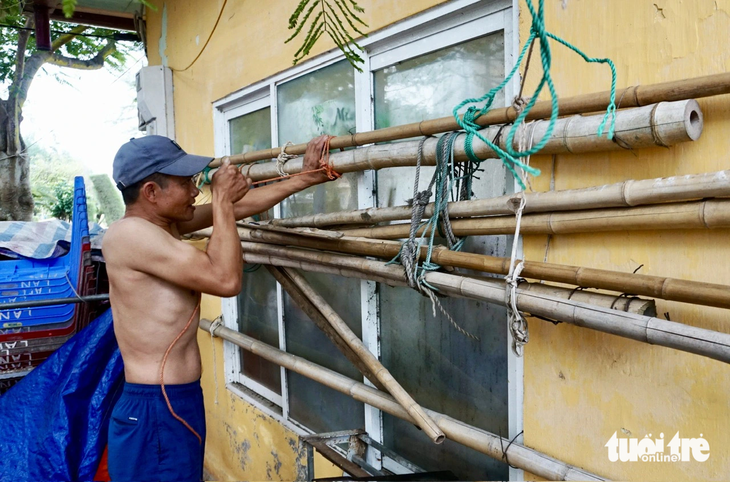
left=102, top=134, right=330, bottom=481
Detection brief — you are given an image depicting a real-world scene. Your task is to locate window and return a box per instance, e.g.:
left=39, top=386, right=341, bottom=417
left=215, top=1, right=521, bottom=479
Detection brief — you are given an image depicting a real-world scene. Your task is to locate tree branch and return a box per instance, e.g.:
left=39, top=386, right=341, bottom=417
left=46, top=40, right=117, bottom=70
left=52, top=25, right=88, bottom=51
left=12, top=16, right=34, bottom=89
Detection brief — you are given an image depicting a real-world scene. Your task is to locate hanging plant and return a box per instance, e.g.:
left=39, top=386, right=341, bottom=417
left=286, top=0, right=368, bottom=71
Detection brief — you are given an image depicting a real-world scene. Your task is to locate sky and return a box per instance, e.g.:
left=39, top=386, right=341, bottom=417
left=21, top=50, right=147, bottom=179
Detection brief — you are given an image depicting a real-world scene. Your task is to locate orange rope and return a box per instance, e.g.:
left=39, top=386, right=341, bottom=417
left=159, top=300, right=203, bottom=445
left=248, top=135, right=341, bottom=186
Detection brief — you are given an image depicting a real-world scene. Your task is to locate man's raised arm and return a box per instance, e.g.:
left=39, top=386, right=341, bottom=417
left=177, top=135, right=331, bottom=235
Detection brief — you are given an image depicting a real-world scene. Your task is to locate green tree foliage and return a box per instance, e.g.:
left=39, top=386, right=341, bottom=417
left=90, top=174, right=124, bottom=224
left=286, top=0, right=368, bottom=71
left=25, top=139, right=104, bottom=222
left=0, top=0, right=142, bottom=221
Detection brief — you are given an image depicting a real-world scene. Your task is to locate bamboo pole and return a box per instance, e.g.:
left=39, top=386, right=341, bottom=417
left=282, top=268, right=446, bottom=444
left=210, top=71, right=730, bottom=168
left=192, top=226, right=730, bottom=309
left=235, top=244, right=730, bottom=364
left=340, top=199, right=730, bottom=238
left=244, top=251, right=655, bottom=316
left=200, top=319, right=607, bottom=481
left=264, top=266, right=387, bottom=392
left=218, top=101, right=701, bottom=183
left=271, top=169, right=730, bottom=228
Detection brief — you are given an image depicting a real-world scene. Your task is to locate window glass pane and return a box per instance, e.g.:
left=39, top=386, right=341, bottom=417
left=380, top=287, right=509, bottom=479
left=277, top=61, right=363, bottom=431
left=373, top=31, right=510, bottom=480
left=237, top=267, right=281, bottom=394
left=277, top=60, right=356, bottom=143
left=374, top=32, right=506, bottom=208
left=230, top=107, right=279, bottom=394
left=229, top=107, right=272, bottom=155
left=284, top=271, right=364, bottom=433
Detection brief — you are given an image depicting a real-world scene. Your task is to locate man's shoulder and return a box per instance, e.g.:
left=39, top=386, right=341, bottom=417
left=104, top=217, right=174, bottom=255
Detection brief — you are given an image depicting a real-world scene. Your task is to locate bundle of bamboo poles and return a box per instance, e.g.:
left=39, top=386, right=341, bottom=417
left=227, top=241, right=730, bottom=365
left=209, top=72, right=730, bottom=168
left=201, top=319, right=608, bottom=481
left=213, top=100, right=701, bottom=183
left=192, top=226, right=730, bottom=310
left=340, top=199, right=730, bottom=238
left=272, top=169, right=730, bottom=228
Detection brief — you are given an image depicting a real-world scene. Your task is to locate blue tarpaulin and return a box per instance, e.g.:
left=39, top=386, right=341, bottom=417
left=0, top=308, right=122, bottom=480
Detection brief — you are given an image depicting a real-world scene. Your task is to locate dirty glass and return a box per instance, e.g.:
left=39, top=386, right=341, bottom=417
left=374, top=31, right=511, bottom=480
left=230, top=108, right=280, bottom=394
left=236, top=267, right=281, bottom=394
left=277, top=61, right=364, bottom=432
left=380, top=288, right=510, bottom=479
left=285, top=270, right=365, bottom=433
left=374, top=32, right=506, bottom=208
left=229, top=107, right=272, bottom=155
left=278, top=60, right=359, bottom=218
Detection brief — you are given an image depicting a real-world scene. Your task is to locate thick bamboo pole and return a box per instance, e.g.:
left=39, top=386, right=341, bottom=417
left=200, top=319, right=607, bottom=481
left=264, top=266, right=387, bottom=392
left=194, top=226, right=730, bottom=309
left=210, top=71, right=730, bottom=168
left=341, top=199, right=730, bottom=238
left=223, top=101, right=701, bottom=182
left=245, top=251, right=655, bottom=316
left=234, top=244, right=730, bottom=364
left=282, top=268, right=446, bottom=444
left=271, top=169, right=730, bottom=228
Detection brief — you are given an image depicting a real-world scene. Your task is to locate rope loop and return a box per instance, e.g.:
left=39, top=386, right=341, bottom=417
left=452, top=0, right=617, bottom=189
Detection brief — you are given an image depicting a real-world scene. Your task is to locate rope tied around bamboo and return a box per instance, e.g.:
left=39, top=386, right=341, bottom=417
left=453, top=0, right=617, bottom=189
left=389, top=132, right=482, bottom=342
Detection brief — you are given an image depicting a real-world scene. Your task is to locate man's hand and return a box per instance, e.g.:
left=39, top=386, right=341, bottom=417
left=299, top=134, right=332, bottom=185
left=212, top=159, right=252, bottom=204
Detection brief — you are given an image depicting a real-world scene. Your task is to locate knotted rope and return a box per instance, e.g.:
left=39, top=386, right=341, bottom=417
left=275, top=141, right=298, bottom=177
left=453, top=0, right=617, bottom=190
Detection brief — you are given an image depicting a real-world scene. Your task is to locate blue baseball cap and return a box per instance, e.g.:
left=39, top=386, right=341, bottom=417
left=113, top=135, right=213, bottom=190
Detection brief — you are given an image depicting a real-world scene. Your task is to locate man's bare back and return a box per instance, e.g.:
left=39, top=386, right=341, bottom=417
left=104, top=217, right=203, bottom=385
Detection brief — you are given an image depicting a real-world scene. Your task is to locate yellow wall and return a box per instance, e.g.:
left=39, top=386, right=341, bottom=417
left=145, top=1, right=448, bottom=480
left=146, top=0, right=730, bottom=480
left=519, top=1, right=730, bottom=480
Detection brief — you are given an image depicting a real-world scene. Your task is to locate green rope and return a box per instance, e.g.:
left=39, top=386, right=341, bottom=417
left=453, top=0, right=617, bottom=189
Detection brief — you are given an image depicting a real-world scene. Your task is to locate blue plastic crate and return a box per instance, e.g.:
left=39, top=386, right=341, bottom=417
left=0, top=177, right=89, bottom=328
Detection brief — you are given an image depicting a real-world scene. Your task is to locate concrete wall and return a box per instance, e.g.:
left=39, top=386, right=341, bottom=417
left=519, top=1, right=730, bottom=480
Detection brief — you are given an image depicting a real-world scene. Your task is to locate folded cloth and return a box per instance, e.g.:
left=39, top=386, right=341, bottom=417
left=0, top=220, right=105, bottom=259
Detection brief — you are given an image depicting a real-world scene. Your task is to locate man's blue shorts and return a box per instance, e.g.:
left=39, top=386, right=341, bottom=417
left=108, top=380, right=206, bottom=481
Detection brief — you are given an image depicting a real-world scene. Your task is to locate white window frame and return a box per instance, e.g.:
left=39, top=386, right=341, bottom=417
left=214, top=0, right=523, bottom=478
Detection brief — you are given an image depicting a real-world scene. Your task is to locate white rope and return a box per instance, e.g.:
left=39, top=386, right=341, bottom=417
left=275, top=141, right=297, bottom=178
left=505, top=121, right=539, bottom=356
left=209, top=315, right=224, bottom=405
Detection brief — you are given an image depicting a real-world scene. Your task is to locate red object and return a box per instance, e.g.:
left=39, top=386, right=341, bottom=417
left=93, top=446, right=111, bottom=481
